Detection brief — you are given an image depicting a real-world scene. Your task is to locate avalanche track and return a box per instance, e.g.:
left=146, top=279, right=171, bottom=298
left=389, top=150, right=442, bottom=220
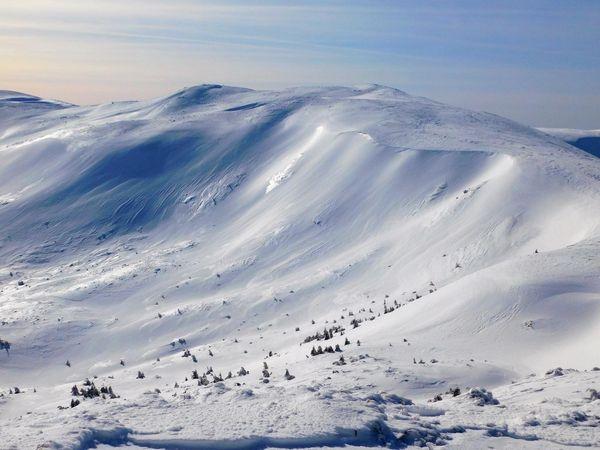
left=0, top=84, right=599, bottom=449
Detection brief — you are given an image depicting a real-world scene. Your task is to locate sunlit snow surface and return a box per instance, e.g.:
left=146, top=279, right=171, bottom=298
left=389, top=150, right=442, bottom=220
left=0, top=84, right=599, bottom=449
left=266, top=125, right=324, bottom=193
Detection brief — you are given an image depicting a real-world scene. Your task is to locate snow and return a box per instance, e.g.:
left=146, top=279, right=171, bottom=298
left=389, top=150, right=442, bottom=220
left=538, top=127, right=600, bottom=158
left=266, top=126, right=324, bottom=193
left=0, top=84, right=599, bottom=449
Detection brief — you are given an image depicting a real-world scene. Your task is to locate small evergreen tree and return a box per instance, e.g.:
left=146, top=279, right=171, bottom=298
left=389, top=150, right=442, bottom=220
left=0, top=339, right=10, bottom=356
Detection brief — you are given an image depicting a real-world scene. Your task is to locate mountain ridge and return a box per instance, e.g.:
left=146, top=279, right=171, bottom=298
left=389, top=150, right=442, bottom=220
left=1, top=84, right=599, bottom=449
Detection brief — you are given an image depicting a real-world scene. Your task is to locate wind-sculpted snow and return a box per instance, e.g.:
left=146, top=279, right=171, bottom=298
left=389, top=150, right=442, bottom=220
left=0, top=85, right=599, bottom=449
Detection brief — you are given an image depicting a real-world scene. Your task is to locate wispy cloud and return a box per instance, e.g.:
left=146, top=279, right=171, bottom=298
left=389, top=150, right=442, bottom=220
left=1, top=0, right=599, bottom=127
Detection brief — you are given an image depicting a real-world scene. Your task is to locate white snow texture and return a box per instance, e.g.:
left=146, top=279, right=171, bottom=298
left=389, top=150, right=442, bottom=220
left=0, top=84, right=599, bottom=449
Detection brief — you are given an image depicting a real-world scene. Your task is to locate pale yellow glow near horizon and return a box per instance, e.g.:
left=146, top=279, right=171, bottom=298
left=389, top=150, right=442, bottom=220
left=1, top=0, right=337, bottom=104
left=1, top=0, right=598, bottom=127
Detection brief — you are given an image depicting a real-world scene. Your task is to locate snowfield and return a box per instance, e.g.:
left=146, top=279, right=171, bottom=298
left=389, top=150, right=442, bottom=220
left=0, top=84, right=599, bottom=449
left=538, top=128, right=600, bottom=159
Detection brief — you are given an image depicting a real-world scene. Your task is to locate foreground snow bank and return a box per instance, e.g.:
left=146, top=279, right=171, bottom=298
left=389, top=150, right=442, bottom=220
left=4, top=370, right=600, bottom=449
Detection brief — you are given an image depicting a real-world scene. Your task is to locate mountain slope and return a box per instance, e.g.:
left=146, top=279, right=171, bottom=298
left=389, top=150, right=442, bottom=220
left=1, top=85, right=599, bottom=449
left=538, top=127, right=600, bottom=158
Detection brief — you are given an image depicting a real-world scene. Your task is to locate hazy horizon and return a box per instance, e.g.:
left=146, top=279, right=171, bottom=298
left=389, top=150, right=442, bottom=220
left=2, top=0, right=599, bottom=128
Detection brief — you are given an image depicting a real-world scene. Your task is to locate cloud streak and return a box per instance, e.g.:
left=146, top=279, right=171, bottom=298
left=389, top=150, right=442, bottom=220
left=1, top=0, right=599, bottom=127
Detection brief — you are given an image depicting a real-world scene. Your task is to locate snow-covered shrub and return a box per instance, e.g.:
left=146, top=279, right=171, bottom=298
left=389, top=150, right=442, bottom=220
left=587, top=388, right=599, bottom=401
left=545, top=367, right=564, bottom=377
left=467, top=387, right=499, bottom=406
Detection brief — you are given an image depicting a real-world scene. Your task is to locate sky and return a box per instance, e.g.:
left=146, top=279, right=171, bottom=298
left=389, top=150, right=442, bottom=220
left=1, top=0, right=599, bottom=128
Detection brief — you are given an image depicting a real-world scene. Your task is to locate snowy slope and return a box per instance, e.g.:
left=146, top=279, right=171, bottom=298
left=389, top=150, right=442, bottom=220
left=0, top=84, right=599, bottom=449
left=538, top=127, right=600, bottom=158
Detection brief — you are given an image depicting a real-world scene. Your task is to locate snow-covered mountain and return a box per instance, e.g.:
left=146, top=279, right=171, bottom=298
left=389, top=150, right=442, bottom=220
left=538, top=127, right=600, bottom=159
left=1, top=84, right=599, bottom=449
